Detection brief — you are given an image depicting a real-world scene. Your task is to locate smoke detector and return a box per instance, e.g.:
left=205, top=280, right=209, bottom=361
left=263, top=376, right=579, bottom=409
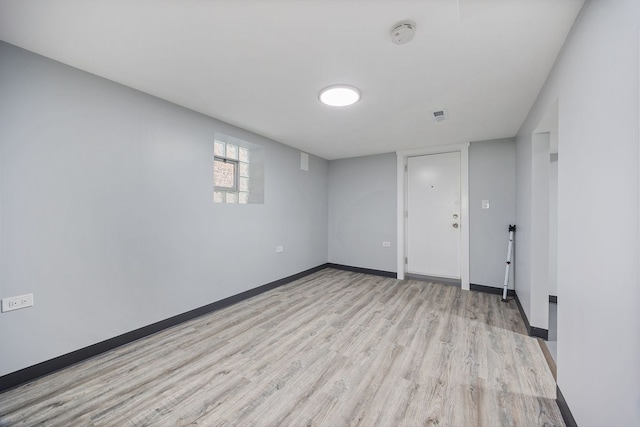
left=391, top=20, right=416, bottom=45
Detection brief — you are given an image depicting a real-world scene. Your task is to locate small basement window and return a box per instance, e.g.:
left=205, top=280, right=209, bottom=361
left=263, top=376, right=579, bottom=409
left=213, top=136, right=264, bottom=204
left=213, top=158, right=237, bottom=191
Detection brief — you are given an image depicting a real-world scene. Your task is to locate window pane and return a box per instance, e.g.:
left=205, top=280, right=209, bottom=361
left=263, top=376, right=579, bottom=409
left=214, top=159, right=236, bottom=189
left=226, top=143, right=238, bottom=160
left=213, top=190, right=224, bottom=203
left=239, top=147, right=250, bottom=163
left=214, top=141, right=225, bottom=157
left=239, top=162, right=250, bottom=177
left=239, top=176, right=249, bottom=192
left=239, top=192, right=249, bottom=204
left=225, top=191, right=238, bottom=203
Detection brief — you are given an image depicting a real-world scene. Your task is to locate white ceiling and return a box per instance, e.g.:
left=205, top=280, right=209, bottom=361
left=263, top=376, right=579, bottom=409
left=0, top=0, right=584, bottom=160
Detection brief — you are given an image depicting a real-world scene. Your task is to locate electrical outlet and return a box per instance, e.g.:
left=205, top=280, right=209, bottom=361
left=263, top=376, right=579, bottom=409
left=276, top=246, right=284, bottom=253
left=1, top=293, right=34, bottom=313
left=382, top=241, right=391, bottom=247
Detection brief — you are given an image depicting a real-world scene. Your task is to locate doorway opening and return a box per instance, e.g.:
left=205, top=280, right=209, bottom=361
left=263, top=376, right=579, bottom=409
left=533, top=99, right=559, bottom=376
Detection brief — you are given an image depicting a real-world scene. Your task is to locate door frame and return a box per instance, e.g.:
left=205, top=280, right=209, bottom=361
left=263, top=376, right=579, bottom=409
left=396, top=143, right=470, bottom=290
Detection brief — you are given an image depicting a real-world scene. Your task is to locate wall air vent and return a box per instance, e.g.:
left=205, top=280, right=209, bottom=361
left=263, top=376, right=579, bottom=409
left=431, top=109, right=449, bottom=122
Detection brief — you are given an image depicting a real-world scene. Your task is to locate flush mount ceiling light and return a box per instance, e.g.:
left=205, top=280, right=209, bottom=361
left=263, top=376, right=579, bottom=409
left=318, top=85, right=361, bottom=107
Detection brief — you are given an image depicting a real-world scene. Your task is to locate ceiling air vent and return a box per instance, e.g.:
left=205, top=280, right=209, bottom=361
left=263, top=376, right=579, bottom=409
left=431, top=109, right=449, bottom=122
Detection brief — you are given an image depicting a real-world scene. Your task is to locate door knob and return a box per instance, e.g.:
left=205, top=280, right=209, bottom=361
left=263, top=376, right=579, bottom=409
left=453, top=223, right=459, bottom=228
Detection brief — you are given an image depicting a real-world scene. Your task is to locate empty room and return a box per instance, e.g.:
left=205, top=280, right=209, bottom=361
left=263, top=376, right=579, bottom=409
left=1, top=1, right=639, bottom=426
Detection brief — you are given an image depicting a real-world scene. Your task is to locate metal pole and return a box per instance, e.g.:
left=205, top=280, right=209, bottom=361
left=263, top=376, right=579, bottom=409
left=502, top=225, right=516, bottom=302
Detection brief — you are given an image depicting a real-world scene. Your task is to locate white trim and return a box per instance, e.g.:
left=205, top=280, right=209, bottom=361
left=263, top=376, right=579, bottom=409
left=396, top=143, right=470, bottom=290
left=460, top=145, right=470, bottom=290
left=396, top=154, right=406, bottom=279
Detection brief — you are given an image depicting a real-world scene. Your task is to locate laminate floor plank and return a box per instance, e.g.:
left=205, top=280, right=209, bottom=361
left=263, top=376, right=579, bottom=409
left=0, top=324, right=201, bottom=414
left=0, top=268, right=563, bottom=426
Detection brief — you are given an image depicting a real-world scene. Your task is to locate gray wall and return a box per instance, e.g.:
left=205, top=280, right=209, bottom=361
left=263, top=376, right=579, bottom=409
left=327, top=146, right=516, bottom=282
left=516, top=0, right=640, bottom=424
left=469, top=138, right=516, bottom=288
left=327, top=154, right=396, bottom=272
left=0, top=42, right=328, bottom=377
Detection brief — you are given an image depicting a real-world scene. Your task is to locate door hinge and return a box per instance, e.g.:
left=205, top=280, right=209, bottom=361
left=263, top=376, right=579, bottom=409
left=405, top=210, right=408, bottom=218
left=405, top=257, right=408, bottom=265
left=405, top=164, right=408, bottom=172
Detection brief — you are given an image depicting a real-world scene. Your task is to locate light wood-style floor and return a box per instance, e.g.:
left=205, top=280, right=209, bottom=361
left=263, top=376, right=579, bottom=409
left=0, top=268, right=563, bottom=426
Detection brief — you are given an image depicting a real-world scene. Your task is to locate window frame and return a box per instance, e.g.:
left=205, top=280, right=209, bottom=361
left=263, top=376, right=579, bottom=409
left=214, top=139, right=253, bottom=204
left=214, top=157, right=239, bottom=192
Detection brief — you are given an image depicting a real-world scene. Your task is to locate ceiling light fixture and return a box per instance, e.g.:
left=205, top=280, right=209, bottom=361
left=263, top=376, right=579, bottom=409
left=318, top=85, right=361, bottom=107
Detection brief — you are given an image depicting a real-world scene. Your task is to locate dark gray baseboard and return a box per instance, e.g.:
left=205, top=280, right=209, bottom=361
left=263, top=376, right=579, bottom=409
left=470, top=284, right=547, bottom=338
left=529, top=326, right=549, bottom=340
left=513, top=293, right=549, bottom=340
left=326, top=263, right=397, bottom=278
left=0, top=263, right=329, bottom=394
left=470, top=283, right=516, bottom=297
left=557, top=386, right=578, bottom=427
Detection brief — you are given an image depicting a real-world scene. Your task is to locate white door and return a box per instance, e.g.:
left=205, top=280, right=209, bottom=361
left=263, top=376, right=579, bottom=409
left=407, top=152, right=461, bottom=278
